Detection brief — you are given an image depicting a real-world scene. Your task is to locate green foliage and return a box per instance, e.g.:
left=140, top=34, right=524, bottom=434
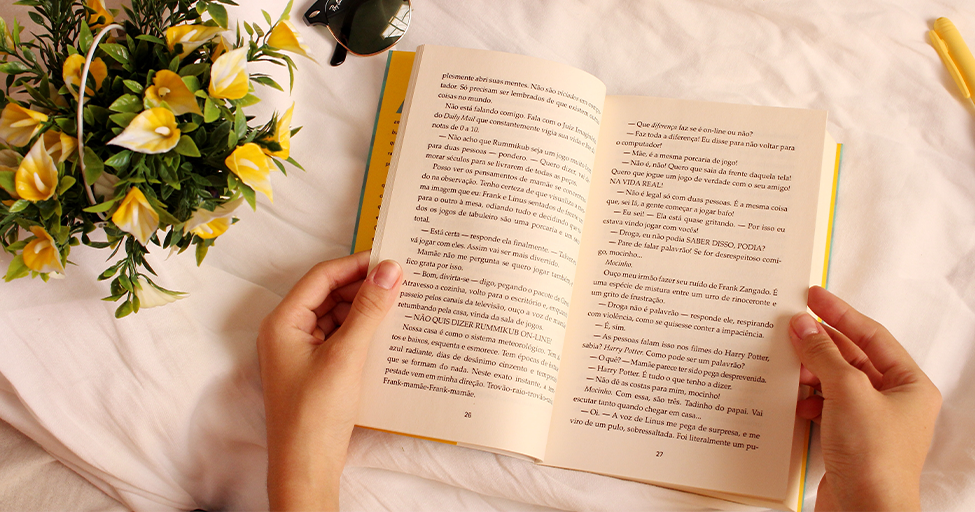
left=0, top=0, right=303, bottom=312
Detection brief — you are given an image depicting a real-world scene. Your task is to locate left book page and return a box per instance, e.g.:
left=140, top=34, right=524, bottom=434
left=359, top=45, right=607, bottom=459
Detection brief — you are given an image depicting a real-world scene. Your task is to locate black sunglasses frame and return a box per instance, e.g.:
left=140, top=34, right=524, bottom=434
left=304, top=0, right=412, bottom=66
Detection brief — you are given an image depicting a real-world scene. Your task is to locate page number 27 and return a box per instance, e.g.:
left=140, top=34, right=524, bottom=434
left=655, top=451, right=664, bottom=457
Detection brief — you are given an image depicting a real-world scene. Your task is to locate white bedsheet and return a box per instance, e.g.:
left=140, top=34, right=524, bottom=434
left=1, top=1, right=974, bottom=510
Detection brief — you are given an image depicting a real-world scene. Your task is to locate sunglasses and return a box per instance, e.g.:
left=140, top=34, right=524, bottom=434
left=304, top=0, right=412, bottom=66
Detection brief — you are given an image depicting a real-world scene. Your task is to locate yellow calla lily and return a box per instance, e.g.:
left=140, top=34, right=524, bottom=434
left=23, top=226, right=65, bottom=274
left=267, top=20, right=315, bottom=61
left=86, top=0, right=114, bottom=29
left=211, top=36, right=229, bottom=60
left=15, top=137, right=58, bottom=202
left=263, top=103, right=294, bottom=159
left=166, top=25, right=225, bottom=58
left=63, top=54, right=107, bottom=98
left=225, top=143, right=273, bottom=201
left=185, top=197, right=244, bottom=239
left=133, top=277, right=185, bottom=308
left=145, top=70, right=203, bottom=116
left=112, top=187, right=159, bottom=245
left=0, top=104, right=48, bottom=148
left=41, top=130, right=77, bottom=164
left=208, top=47, right=249, bottom=100
left=108, top=108, right=181, bottom=154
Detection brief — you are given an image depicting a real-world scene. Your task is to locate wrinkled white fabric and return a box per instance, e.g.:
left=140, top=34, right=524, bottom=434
left=1, top=1, right=974, bottom=511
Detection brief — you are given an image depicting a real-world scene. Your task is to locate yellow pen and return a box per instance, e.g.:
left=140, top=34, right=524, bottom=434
left=930, top=17, right=975, bottom=107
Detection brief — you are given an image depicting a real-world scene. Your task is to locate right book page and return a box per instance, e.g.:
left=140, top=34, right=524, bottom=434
left=544, top=95, right=830, bottom=506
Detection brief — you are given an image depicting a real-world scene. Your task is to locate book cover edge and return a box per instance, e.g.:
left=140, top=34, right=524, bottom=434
left=351, top=51, right=398, bottom=254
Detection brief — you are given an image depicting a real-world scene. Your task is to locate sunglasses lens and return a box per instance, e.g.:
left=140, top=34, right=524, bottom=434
left=313, top=0, right=411, bottom=56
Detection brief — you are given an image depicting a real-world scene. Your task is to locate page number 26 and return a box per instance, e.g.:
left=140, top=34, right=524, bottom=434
left=464, top=411, right=472, bottom=418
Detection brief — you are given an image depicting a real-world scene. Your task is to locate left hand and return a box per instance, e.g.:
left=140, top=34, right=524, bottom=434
left=257, top=251, right=403, bottom=511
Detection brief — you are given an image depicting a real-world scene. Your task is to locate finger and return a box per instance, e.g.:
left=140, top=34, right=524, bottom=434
left=807, top=286, right=917, bottom=375
left=789, top=312, right=862, bottom=393
left=822, top=323, right=884, bottom=389
left=797, top=395, right=823, bottom=423
left=313, top=279, right=365, bottom=318
left=799, top=365, right=820, bottom=387
left=327, top=260, right=404, bottom=358
left=282, top=251, right=371, bottom=314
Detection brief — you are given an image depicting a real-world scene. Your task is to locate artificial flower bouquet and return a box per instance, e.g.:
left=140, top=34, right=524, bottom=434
left=0, top=0, right=311, bottom=316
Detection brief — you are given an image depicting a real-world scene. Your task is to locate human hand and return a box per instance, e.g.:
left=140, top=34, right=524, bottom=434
left=789, top=286, right=941, bottom=512
left=257, top=251, right=403, bottom=511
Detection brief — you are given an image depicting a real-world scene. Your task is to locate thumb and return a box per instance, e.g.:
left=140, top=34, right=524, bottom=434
left=789, top=312, right=856, bottom=393
left=333, top=260, right=403, bottom=348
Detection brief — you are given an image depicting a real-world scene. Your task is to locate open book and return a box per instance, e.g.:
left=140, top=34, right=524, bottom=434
left=355, top=45, right=841, bottom=511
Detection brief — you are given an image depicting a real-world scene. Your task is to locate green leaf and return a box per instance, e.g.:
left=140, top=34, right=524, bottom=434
left=209, top=3, right=229, bottom=28
left=37, top=199, right=60, bottom=220
left=150, top=203, right=180, bottom=227
left=79, top=22, right=93, bottom=54
left=109, top=112, right=137, bottom=128
left=285, top=156, right=304, bottom=171
left=105, top=150, right=132, bottom=170
left=5, top=240, right=28, bottom=252
left=86, top=105, right=111, bottom=126
left=98, top=265, right=119, bottom=280
left=230, top=94, right=260, bottom=107
left=135, top=34, right=166, bottom=45
left=55, top=117, right=75, bottom=133
left=179, top=63, right=208, bottom=77
left=270, top=157, right=287, bottom=176
left=173, top=135, right=201, bottom=157
left=115, top=300, right=133, bottom=318
left=262, top=10, right=273, bottom=25
left=0, top=61, right=31, bottom=74
left=179, top=122, right=199, bottom=133
left=234, top=107, right=246, bottom=139
left=280, top=0, right=295, bottom=22
left=57, top=176, right=77, bottom=195
left=195, top=242, right=209, bottom=266
left=108, top=94, right=143, bottom=113
left=251, top=75, right=283, bottom=92
left=99, top=43, right=130, bottom=65
left=0, top=170, right=15, bottom=195
left=203, top=98, right=219, bottom=123
left=83, top=199, right=117, bottom=213
left=118, top=273, right=133, bottom=292
left=83, top=147, right=104, bottom=185
left=8, top=199, right=29, bottom=213
left=4, top=254, right=29, bottom=282
left=181, top=75, right=201, bottom=92
left=123, top=79, right=144, bottom=94
left=239, top=182, right=256, bottom=210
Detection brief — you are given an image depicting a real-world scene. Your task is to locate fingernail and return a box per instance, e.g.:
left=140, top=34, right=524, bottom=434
left=371, top=260, right=401, bottom=290
left=792, top=313, right=822, bottom=339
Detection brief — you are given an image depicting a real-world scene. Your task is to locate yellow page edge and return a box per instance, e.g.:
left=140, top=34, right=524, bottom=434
left=352, top=51, right=416, bottom=254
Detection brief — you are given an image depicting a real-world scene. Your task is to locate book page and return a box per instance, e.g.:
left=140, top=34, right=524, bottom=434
left=360, top=46, right=606, bottom=459
left=545, top=96, right=828, bottom=502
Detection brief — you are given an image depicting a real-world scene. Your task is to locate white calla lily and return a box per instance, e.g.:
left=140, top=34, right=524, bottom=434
left=134, top=277, right=185, bottom=308
left=184, top=197, right=244, bottom=239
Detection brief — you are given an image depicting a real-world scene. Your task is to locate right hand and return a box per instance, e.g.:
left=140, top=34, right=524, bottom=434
left=789, top=286, right=941, bottom=512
